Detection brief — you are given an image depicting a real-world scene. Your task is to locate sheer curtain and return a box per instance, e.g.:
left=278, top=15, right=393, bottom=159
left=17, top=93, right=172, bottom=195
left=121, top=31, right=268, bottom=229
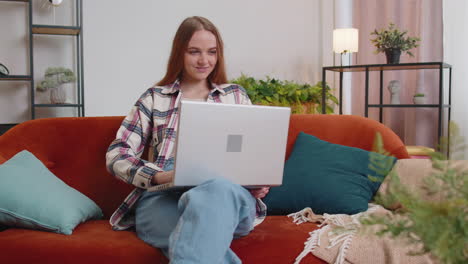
left=351, top=0, right=443, bottom=148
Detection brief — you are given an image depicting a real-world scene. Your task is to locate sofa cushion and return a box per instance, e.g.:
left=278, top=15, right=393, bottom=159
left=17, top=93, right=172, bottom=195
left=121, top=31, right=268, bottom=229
left=0, top=220, right=167, bottom=264
left=231, top=216, right=325, bottom=263
left=0, top=218, right=325, bottom=264
left=0, top=150, right=103, bottom=235
left=264, top=132, right=396, bottom=215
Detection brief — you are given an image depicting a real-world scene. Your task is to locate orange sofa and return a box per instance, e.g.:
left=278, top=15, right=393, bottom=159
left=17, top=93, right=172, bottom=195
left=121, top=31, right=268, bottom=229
left=0, top=114, right=408, bottom=264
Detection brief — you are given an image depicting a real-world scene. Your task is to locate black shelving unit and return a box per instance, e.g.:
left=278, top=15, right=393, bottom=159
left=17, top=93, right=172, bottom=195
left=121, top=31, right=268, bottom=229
left=0, top=0, right=84, bottom=124
left=0, top=75, right=31, bottom=81
left=321, top=62, right=452, bottom=145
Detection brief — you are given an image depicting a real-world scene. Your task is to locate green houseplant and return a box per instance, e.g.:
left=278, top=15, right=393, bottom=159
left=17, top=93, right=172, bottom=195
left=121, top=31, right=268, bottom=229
left=365, top=125, right=468, bottom=264
left=413, top=93, right=426, bottom=104
left=36, top=67, right=76, bottom=104
left=231, top=74, right=338, bottom=114
left=370, top=22, right=420, bottom=64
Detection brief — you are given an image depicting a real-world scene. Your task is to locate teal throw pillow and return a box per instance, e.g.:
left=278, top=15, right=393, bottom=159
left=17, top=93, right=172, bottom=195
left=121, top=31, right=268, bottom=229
left=0, top=150, right=103, bottom=235
left=263, top=132, right=396, bottom=215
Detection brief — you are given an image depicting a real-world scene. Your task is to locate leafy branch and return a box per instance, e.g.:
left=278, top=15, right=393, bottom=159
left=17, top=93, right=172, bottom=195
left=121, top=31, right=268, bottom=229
left=370, top=22, right=420, bottom=57
left=231, top=74, right=338, bottom=114
left=365, top=123, right=468, bottom=264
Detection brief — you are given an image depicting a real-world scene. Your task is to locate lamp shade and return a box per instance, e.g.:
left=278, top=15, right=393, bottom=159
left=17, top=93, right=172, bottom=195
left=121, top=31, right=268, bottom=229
left=333, top=28, right=359, bottom=53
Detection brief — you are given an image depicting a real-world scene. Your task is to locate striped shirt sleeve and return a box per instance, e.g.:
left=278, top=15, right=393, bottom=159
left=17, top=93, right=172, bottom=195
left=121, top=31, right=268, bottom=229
left=237, top=84, right=252, bottom=105
left=105, top=90, right=162, bottom=189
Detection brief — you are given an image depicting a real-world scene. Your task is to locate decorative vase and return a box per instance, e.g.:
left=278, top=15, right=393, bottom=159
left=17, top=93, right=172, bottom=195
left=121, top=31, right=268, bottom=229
left=385, top=49, right=401, bottom=64
left=413, top=96, right=425, bottom=104
left=50, top=86, right=66, bottom=104
left=387, top=80, right=401, bottom=104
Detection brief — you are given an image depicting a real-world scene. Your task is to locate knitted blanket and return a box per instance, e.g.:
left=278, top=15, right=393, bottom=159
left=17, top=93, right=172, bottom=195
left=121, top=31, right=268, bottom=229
left=288, top=204, right=436, bottom=264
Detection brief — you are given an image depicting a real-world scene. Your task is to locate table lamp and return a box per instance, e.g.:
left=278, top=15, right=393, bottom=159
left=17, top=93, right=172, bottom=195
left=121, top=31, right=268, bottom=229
left=333, top=28, right=358, bottom=66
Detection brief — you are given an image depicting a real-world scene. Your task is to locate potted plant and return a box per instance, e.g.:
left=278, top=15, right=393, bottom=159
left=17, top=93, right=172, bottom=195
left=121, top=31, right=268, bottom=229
left=36, top=67, right=76, bottom=104
left=413, top=93, right=426, bottom=104
left=364, top=125, right=467, bottom=264
left=231, top=74, right=338, bottom=114
left=370, top=22, right=420, bottom=64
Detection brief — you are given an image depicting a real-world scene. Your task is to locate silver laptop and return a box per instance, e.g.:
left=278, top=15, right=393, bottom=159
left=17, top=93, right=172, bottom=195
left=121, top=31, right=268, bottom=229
left=147, top=100, right=291, bottom=192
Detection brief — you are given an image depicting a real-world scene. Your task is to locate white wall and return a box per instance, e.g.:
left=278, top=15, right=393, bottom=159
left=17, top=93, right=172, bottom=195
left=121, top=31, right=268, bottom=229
left=0, top=3, right=29, bottom=123
left=443, top=0, right=468, bottom=158
left=3, top=0, right=467, bottom=153
left=0, top=0, right=330, bottom=121
left=83, top=0, right=328, bottom=117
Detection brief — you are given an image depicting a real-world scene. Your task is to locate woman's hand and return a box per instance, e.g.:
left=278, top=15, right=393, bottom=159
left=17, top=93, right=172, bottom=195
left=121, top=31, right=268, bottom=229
left=152, top=170, right=174, bottom=185
left=249, top=187, right=270, bottom=199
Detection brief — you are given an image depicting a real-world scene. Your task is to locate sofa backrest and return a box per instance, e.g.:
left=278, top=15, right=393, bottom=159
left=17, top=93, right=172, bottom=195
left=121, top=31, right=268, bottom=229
left=0, top=115, right=408, bottom=219
left=0, top=116, right=128, bottom=219
left=286, top=114, right=409, bottom=160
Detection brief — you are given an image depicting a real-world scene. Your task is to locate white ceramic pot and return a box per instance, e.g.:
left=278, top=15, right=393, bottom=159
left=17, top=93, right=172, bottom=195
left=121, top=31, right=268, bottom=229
left=50, top=86, right=66, bottom=104
left=413, top=96, right=425, bottom=104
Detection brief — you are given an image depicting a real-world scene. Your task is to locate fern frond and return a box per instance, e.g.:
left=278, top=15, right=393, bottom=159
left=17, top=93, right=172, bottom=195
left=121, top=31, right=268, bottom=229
left=363, top=122, right=468, bottom=264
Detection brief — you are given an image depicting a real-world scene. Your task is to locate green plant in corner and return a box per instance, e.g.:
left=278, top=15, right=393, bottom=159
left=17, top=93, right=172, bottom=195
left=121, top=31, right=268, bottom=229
left=364, top=123, right=468, bottom=264
left=413, top=93, right=425, bottom=97
left=231, top=74, right=338, bottom=114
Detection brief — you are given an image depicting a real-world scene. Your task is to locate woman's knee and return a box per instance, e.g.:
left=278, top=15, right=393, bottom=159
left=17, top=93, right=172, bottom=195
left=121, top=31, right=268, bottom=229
left=195, top=178, right=248, bottom=199
left=180, top=178, right=252, bottom=209
left=202, top=178, right=237, bottom=191
left=135, top=191, right=182, bottom=247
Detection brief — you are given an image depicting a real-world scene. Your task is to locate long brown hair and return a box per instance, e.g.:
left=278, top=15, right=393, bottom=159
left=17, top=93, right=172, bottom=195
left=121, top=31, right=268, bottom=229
left=157, top=16, right=228, bottom=86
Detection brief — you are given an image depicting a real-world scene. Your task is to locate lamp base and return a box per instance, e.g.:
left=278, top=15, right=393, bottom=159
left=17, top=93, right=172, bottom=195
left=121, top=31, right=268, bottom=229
left=340, top=52, right=352, bottom=66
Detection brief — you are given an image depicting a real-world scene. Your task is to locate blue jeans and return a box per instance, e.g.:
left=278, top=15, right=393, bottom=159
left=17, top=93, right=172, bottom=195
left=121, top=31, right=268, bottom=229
left=135, top=162, right=257, bottom=264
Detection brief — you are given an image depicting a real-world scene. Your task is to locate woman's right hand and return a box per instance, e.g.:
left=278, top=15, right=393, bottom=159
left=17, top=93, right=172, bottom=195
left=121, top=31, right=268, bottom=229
left=152, top=170, right=174, bottom=185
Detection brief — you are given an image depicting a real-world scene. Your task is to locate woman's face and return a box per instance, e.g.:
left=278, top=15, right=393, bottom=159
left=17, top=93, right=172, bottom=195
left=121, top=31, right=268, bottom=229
left=183, top=30, right=218, bottom=83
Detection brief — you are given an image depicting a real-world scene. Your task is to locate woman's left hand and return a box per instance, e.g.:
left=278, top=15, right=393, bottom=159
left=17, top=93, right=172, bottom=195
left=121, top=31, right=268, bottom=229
left=249, top=187, right=270, bottom=199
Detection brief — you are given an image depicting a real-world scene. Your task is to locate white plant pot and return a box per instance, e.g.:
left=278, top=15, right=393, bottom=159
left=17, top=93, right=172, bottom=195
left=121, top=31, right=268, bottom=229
left=50, top=86, right=67, bottom=104
left=413, top=96, right=425, bottom=104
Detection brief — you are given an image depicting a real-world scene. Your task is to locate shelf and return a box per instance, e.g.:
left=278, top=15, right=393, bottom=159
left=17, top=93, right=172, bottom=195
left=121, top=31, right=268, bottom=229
left=32, top=25, right=80, bottom=36
left=322, top=61, right=452, bottom=149
left=0, top=75, right=31, bottom=81
left=34, top=104, right=83, bottom=108
left=0, top=0, right=84, bottom=122
left=367, top=104, right=451, bottom=108
left=323, top=62, right=452, bottom=72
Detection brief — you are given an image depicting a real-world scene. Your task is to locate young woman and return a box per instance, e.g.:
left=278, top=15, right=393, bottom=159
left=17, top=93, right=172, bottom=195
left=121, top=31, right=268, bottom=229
left=106, top=16, right=269, bottom=263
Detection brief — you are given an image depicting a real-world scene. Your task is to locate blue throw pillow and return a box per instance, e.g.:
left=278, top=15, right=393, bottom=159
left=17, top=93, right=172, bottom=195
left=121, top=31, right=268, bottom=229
left=263, top=132, right=396, bottom=215
left=0, top=150, right=103, bottom=235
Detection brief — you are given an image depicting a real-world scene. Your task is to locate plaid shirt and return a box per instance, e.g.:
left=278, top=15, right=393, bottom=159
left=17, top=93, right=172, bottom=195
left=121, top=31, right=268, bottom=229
left=106, top=80, right=267, bottom=230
